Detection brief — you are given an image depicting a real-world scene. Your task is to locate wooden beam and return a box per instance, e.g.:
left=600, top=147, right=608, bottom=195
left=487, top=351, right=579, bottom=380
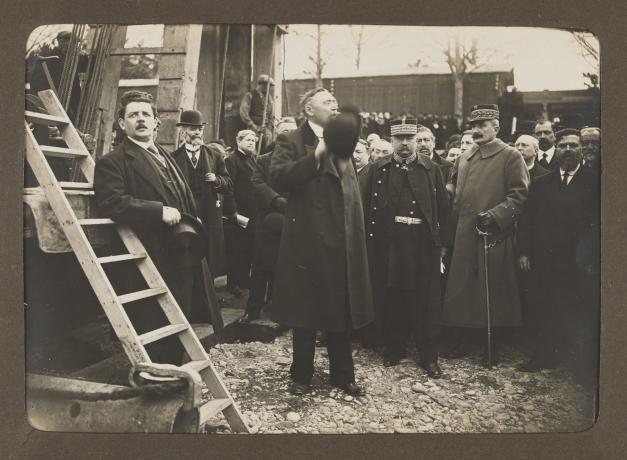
left=109, top=46, right=185, bottom=56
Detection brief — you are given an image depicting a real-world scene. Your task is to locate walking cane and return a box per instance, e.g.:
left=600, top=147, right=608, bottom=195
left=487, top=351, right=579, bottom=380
left=477, top=225, right=493, bottom=369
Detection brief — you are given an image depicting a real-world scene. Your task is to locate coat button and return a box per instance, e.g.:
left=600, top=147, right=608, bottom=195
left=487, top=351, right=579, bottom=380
left=410, top=211, right=414, bottom=215
left=371, top=221, right=375, bottom=224
left=373, top=206, right=377, bottom=210
left=374, top=192, right=378, bottom=196
left=369, top=233, right=374, bottom=237
left=378, top=180, right=382, bottom=184
left=412, top=200, right=416, bottom=204
left=292, top=218, right=296, bottom=222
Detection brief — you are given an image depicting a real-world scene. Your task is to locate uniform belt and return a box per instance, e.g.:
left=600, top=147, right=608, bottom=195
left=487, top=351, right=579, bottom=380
left=394, top=216, right=423, bottom=225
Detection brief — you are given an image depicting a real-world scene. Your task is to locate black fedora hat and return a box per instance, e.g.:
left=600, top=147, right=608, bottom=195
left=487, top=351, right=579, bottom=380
left=176, top=110, right=207, bottom=127
left=168, top=213, right=208, bottom=267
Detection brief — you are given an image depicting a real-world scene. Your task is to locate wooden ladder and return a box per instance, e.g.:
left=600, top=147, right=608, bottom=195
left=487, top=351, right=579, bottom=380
left=24, top=89, right=249, bottom=433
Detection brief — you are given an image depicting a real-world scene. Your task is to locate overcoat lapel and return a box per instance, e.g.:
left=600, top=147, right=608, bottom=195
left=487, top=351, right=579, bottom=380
left=123, top=138, right=170, bottom=203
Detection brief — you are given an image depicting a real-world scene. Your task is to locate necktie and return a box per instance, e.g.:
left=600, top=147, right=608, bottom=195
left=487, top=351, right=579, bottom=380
left=562, top=172, right=569, bottom=186
left=190, top=151, right=198, bottom=168
left=147, top=145, right=166, bottom=167
left=542, top=153, right=548, bottom=164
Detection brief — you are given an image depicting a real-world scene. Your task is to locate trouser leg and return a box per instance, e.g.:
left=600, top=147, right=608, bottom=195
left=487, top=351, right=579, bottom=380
left=383, top=289, right=409, bottom=358
left=326, top=330, right=355, bottom=386
left=290, top=328, right=316, bottom=384
left=246, top=269, right=268, bottom=317
left=407, top=289, right=438, bottom=366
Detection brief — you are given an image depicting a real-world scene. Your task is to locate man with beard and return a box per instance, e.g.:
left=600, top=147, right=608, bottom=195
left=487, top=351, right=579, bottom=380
left=581, top=127, right=601, bottom=172
left=515, top=134, right=550, bottom=181
left=240, top=74, right=275, bottom=151
left=534, top=120, right=559, bottom=171
left=442, top=104, right=529, bottom=367
left=223, top=130, right=259, bottom=297
left=517, top=129, right=598, bottom=380
left=172, top=110, right=232, bottom=282
left=94, top=91, right=201, bottom=364
left=269, top=89, right=374, bottom=396
left=369, top=138, right=393, bottom=162
left=361, top=118, right=451, bottom=377
left=415, top=125, right=453, bottom=181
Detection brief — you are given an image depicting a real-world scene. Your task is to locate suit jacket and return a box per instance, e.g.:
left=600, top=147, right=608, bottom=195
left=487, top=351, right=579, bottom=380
left=172, top=144, right=232, bottom=276
left=518, top=167, right=598, bottom=277
left=529, top=162, right=550, bottom=181
left=537, top=148, right=559, bottom=171
left=223, top=150, right=258, bottom=219
left=269, top=121, right=374, bottom=332
left=429, top=152, right=454, bottom=182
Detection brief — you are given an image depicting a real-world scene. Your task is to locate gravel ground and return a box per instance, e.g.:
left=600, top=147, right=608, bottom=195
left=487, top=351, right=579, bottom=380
left=203, top=331, right=595, bottom=434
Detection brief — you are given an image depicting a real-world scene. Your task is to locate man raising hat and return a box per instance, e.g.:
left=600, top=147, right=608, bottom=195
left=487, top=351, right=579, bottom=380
left=360, top=118, right=452, bottom=378
left=171, top=110, right=233, bottom=287
left=442, top=104, right=529, bottom=367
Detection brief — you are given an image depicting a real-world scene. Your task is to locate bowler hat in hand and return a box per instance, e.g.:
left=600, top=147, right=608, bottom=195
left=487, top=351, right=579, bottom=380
left=169, top=213, right=208, bottom=267
left=323, top=104, right=362, bottom=160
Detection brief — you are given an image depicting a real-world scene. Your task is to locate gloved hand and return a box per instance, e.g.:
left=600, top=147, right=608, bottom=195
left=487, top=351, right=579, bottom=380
left=476, top=212, right=498, bottom=233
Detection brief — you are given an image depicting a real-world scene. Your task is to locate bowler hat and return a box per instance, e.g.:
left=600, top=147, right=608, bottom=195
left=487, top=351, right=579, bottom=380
left=323, top=104, right=362, bottom=160
left=176, top=110, right=207, bottom=127
left=469, top=104, right=500, bottom=123
left=169, top=213, right=207, bottom=267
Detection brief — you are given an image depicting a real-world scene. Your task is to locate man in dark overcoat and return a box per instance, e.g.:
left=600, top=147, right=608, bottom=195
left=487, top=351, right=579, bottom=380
left=94, top=91, right=203, bottom=364
left=269, top=88, right=374, bottom=396
left=237, top=149, right=288, bottom=322
left=172, top=110, right=232, bottom=280
left=361, top=118, right=451, bottom=378
left=442, top=104, right=529, bottom=367
left=517, top=129, right=599, bottom=380
left=223, top=129, right=259, bottom=296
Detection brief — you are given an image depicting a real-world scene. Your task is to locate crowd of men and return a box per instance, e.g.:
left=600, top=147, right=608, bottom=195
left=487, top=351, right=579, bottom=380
left=92, top=80, right=600, bottom=397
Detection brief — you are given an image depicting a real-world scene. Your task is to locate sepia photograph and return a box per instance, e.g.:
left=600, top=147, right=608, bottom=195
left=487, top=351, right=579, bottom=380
left=23, top=23, right=600, bottom=435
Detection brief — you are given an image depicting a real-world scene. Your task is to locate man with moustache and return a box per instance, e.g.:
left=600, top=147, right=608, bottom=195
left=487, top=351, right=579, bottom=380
left=534, top=119, right=559, bottom=171
left=515, top=134, right=550, bottom=181
left=353, top=139, right=370, bottom=176
left=223, top=129, right=259, bottom=297
left=415, top=125, right=454, bottom=181
left=269, top=89, right=374, bottom=396
left=517, top=129, right=598, bottom=378
left=172, top=110, right=232, bottom=281
left=580, top=127, right=601, bottom=172
left=94, top=91, right=200, bottom=364
left=361, top=118, right=451, bottom=377
left=442, top=105, right=529, bottom=366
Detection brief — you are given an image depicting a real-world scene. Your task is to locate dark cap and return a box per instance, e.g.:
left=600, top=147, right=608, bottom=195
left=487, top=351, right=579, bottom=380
left=257, top=74, right=275, bottom=86
left=176, top=110, right=207, bottom=127
left=469, top=104, right=500, bottom=123
left=57, top=31, right=72, bottom=41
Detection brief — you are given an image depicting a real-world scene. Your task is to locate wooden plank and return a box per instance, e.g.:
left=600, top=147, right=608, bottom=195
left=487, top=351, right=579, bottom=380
left=40, top=145, right=89, bottom=159
left=24, top=122, right=150, bottom=365
left=198, top=398, right=232, bottom=425
left=59, top=181, right=93, bottom=189
left=139, top=324, right=188, bottom=345
left=97, top=253, right=146, bottom=264
left=62, top=190, right=95, bottom=196
left=118, top=287, right=167, bottom=304
left=77, top=218, right=114, bottom=225
left=25, top=111, right=69, bottom=126
left=109, top=46, right=185, bottom=56
left=38, top=90, right=96, bottom=183
left=181, top=360, right=211, bottom=373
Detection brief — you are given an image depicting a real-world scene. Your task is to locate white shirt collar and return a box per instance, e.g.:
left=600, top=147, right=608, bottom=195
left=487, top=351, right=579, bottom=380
left=538, top=145, right=555, bottom=162
left=560, top=162, right=581, bottom=178
left=308, top=120, right=324, bottom=138
left=127, top=136, right=156, bottom=152
left=526, top=162, right=535, bottom=171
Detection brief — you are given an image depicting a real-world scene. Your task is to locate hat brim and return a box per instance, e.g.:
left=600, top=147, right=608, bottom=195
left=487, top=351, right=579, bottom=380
left=176, top=122, right=207, bottom=127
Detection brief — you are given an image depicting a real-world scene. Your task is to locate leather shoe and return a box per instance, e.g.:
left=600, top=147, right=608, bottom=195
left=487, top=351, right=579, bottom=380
left=288, top=382, right=311, bottom=395
left=423, top=362, right=442, bottom=379
left=333, top=382, right=366, bottom=397
left=383, top=356, right=401, bottom=367
left=236, top=312, right=260, bottom=324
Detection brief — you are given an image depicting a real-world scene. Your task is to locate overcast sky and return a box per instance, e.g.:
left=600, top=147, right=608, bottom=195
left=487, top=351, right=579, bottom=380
left=283, top=26, right=599, bottom=92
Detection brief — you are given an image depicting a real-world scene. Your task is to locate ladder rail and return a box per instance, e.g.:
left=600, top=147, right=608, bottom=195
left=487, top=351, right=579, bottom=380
left=25, top=122, right=150, bottom=365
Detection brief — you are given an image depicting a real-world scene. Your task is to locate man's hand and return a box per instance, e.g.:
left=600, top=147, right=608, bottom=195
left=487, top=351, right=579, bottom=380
left=477, top=211, right=495, bottom=228
left=162, top=206, right=181, bottom=226
left=314, top=138, right=328, bottom=162
left=518, top=255, right=531, bottom=271
left=204, top=172, right=217, bottom=182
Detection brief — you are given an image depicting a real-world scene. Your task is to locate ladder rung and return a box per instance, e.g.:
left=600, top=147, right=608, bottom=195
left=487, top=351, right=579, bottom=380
left=40, top=145, right=89, bottom=159
left=118, top=287, right=168, bottom=304
left=63, top=189, right=95, bottom=196
left=139, top=323, right=188, bottom=345
left=198, top=398, right=233, bottom=424
left=181, top=360, right=212, bottom=373
left=97, top=253, right=147, bottom=264
left=77, top=218, right=115, bottom=225
left=59, top=181, right=93, bottom=189
left=25, top=110, right=70, bottom=126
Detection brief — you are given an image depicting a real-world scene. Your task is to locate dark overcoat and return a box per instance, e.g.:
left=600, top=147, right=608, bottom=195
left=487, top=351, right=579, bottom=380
left=269, top=122, right=375, bottom=332
left=361, top=154, right=453, bottom=334
left=223, top=150, right=258, bottom=219
left=443, top=138, right=529, bottom=328
left=251, top=152, right=285, bottom=272
left=429, top=152, right=454, bottom=182
left=172, top=144, right=232, bottom=277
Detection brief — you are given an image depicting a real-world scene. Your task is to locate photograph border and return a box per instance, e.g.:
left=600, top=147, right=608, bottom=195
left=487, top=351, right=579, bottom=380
left=2, top=0, right=625, bottom=457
